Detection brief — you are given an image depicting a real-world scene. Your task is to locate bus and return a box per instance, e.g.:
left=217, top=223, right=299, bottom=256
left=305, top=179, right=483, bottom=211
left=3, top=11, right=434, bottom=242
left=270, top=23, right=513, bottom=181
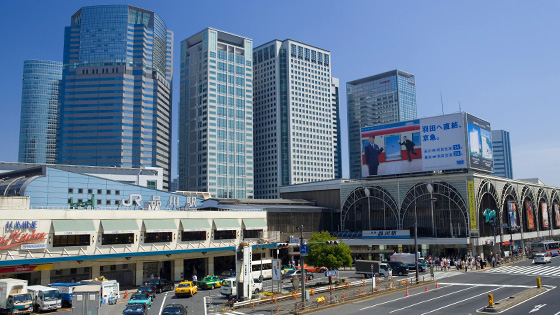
left=251, top=259, right=273, bottom=280
left=530, top=241, right=560, bottom=257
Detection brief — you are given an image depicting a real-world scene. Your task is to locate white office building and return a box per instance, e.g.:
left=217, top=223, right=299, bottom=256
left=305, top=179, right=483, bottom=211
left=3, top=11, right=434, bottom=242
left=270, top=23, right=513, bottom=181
left=253, top=40, right=338, bottom=199
left=178, top=28, right=254, bottom=198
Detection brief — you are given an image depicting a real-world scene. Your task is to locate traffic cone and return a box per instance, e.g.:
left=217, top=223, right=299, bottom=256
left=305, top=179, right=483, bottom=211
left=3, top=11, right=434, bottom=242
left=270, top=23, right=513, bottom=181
left=405, top=288, right=409, bottom=297
left=306, top=276, right=309, bottom=283
left=425, top=285, right=429, bottom=292
left=436, top=282, right=439, bottom=289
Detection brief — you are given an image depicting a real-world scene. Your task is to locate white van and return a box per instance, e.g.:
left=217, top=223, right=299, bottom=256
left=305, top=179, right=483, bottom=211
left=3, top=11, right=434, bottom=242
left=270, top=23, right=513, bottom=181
left=221, top=278, right=263, bottom=298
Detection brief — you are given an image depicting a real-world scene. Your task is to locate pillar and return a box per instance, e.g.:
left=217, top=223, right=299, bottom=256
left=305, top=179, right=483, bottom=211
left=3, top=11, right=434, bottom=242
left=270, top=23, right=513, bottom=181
left=40, top=269, right=50, bottom=286
left=91, top=264, right=100, bottom=280
left=207, top=256, right=214, bottom=275
left=135, top=261, right=144, bottom=286
left=174, top=258, right=183, bottom=282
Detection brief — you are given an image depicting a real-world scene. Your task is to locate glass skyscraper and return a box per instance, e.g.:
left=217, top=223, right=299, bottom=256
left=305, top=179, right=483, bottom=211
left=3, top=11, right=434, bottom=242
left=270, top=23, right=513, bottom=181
left=179, top=28, right=254, bottom=198
left=347, top=70, right=417, bottom=179
left=59, top=5, right=173, bottom=190
left=18, top=60, right=62, bottom=164
left=491, top=130, right=513, bottom=178
left=252, top=40, right=338, bottom=199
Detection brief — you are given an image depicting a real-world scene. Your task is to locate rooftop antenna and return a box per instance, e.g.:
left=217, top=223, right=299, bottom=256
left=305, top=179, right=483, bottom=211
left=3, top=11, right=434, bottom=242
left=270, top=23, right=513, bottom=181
left=440, top=92, right=444, bottom=115
left=458, top=101, right=462, bottom=112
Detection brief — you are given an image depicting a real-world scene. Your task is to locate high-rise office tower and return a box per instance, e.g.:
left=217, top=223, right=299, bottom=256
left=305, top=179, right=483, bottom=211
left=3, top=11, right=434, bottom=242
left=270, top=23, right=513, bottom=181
left=179, top=28, right=254, bottom=198
left=18, top=60, right=62, bottom=164
left=59, top=5, right=173, bottom=190
left=347, top=70, right=417, bottom=179
left=253, top=40, right=337, bottom=199
left=331, top=77, right=342, bottom=179
left=491, top=130, right=513, bottom=178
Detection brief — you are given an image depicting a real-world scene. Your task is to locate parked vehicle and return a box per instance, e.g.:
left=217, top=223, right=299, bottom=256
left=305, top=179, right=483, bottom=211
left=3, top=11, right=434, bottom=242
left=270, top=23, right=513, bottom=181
left=161, top=303, right=188, bottom=315
left=282, top=269, right=314, bottom=280
left=80, top=278, right=120, bottom=305
left=390, top=253, right=428, bottom=272
left=174, top=281, right=197, bottom=298
left=122, top=303, right=147, bottom=315
left=220, top=270, right=236, bottom=278
left=148, top=279, right=174, bottom=293
left=27, top=285, right=61, bottom=312
left=221, top=278, right=263, bottom=298
left=71, top=285, right=100, bottom=315
left=534, top=253, right=552, bottom=264
left=197, top=275, right=223, bottom=290
left=355, top=260, right=392, bottom=277
left=0, top=278, right=33, bottom=315
left=49, top=283, right=85, bottom=307
left=382, top=261, right=409, bottom=276
left=128, top=293, right=152, bottom=308
left=136, top=286, right=156, bottom=299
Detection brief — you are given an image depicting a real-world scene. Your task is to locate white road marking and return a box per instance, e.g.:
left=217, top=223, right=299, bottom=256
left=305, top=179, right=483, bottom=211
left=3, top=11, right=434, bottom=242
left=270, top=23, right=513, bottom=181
left=158, top=292, right=168, bottom=315
left=529, top=304, right=547, bottom=313
left=437, top=282, right=534, bottom=288
left=420, top=287, right=501, bottom=315
left=388, top=286, right=475, bottom=313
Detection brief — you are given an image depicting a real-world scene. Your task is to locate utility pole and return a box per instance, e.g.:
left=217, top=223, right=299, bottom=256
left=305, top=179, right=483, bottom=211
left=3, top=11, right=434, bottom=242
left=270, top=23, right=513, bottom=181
left=298, top=225, right=306, bottom=307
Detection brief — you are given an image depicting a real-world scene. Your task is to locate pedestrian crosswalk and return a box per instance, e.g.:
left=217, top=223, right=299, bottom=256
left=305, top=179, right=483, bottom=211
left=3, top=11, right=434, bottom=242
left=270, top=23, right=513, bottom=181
left=483, top=265, right=560, bottom=277
left=216, top=311, right=263, bottom=315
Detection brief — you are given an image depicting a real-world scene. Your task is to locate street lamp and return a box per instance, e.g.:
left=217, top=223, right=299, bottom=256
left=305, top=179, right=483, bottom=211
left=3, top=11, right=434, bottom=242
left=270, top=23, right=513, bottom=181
left=426, top=184, right=436, bottom=238
left=364, top=188, right=371, bottom=230
left=296, top=225, right=305, bottom=307
left=414, top=194, right=419, bottom=283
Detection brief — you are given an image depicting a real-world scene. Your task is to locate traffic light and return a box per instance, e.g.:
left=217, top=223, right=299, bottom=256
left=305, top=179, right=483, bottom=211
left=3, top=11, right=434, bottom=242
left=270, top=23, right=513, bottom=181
left=276, top=243, right=289, bottom=248
left=326, top=240, right=340, bottom=245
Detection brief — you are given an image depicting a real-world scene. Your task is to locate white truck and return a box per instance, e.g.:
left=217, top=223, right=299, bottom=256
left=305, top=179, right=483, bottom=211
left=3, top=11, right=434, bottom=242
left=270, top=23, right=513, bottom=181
left=355, top=260, right=392, bottom=278
left=27, top=285, right=62, bottom=312
left=0, top=278, right=33, bottom=315
left=390, top=253, right=428, bottom=272
left=221, top=278, right=263, bottom=298
left=80, top=278, right=119, bottom=305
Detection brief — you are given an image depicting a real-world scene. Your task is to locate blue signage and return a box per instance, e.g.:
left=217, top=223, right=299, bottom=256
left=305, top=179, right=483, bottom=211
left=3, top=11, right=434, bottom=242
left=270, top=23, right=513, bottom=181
left=5, top=221, right=38, bottom=230
left=300, top=244, right=309, bottom=256
left=325, top=270, right=337, bottom=277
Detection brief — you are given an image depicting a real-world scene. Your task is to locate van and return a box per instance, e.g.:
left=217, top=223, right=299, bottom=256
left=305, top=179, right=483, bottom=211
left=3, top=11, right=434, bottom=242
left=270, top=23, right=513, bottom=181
left=382, top=261, right=409, bottom=276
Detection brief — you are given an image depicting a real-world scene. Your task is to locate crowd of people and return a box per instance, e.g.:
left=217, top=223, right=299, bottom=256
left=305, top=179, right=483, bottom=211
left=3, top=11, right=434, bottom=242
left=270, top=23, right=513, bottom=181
left=427, top=252, right=503, bottom=272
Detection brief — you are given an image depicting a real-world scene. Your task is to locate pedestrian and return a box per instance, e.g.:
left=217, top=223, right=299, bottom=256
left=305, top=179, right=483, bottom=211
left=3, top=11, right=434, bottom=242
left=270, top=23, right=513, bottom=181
left=192, top=274, right=197, bottom=285
left=150, top=273, right=155, bottom=280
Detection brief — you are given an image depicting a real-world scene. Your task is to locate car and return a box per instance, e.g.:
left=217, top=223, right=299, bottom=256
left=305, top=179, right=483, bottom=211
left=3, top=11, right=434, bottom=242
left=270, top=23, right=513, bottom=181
left=128, top=293, right=152, bottom=308
left=122, top=303, right=147, bottom=315
left=149, top=279, right=175, bottom=293
left=175, top=281, right=197, bottom=298
left=197, top=275, right=223, bottom=290
left=534, top=253, right=552, bottom=264
left=296, top=264, right=327, bottom=273
left=383, top=261, right=410, bottom=276
left=136, top=286, right=156, bottom=299
left=161, top=303, right=188, bottom=315
left=220, top=270, right=236, bottom=278
left=282, top=269, right=313, bottom=280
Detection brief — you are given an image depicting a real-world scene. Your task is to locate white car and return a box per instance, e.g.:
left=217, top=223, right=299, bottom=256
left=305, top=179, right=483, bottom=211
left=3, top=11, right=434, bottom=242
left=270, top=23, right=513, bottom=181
left=534, top=253, right=552, bottom=264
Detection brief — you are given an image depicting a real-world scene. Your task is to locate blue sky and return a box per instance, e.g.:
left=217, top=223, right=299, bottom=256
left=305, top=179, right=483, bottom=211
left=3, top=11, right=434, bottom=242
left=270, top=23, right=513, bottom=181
left=1, top=1, right=559, bottom=186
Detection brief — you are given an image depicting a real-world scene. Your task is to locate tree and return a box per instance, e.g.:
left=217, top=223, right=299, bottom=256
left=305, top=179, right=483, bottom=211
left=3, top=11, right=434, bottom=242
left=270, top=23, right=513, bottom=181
left=305, top=231, right=352, bottom=271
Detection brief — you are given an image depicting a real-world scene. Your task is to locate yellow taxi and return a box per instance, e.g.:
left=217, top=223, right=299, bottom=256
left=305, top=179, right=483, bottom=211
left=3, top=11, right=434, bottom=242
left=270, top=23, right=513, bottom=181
left=174, top=281, right=197, bottom=298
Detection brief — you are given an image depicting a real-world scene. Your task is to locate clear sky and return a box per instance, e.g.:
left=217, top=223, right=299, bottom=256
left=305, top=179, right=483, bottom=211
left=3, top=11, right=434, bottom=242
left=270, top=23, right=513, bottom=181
left=1, top=1, right=559, bottom=186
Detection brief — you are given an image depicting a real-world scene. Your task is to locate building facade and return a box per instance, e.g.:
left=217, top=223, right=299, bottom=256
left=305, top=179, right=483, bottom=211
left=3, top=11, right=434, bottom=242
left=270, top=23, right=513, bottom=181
left=492, top=130, right=513, bottom=179
left=18, top=60, right=62, bottom=164
left=59, top=5, right=173, bottom=190
left=347, top=70, right=417, bottom=179
left=179, top=28, right=254, bottom=198
left=252, top=40, right=337, bottom=199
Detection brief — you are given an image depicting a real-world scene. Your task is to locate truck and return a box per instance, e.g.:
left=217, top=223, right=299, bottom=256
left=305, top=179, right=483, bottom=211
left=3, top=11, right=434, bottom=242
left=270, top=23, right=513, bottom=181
left=355, top=260, right=392, bottom=278
left=390, top=253, right=428, bottom=272
left=48, top=283, right=85, bottom=307
left=80, top=278, right=119, bottom=305
left=27, top=285, right=62, bottom=312
left=0, top=278, right=33, bottom=315
left=71, top=285, right=100, bottom=315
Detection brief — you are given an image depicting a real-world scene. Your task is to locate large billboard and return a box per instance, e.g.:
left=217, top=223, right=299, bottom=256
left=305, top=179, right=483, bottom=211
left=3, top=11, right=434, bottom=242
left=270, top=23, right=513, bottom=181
left=466, top=113, right=493, bottom=172
left=360, top=112, right=491, bottom=177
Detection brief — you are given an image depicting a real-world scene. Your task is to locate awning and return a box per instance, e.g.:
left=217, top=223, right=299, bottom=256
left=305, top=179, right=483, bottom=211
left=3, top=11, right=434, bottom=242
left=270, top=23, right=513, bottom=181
left=143, top=219, right=177, bottom=233
left=180, top=219, right=211, bottom=232
left=213, top=219, right=241, bottom=231
left=101, top=220, right=139, bottom=234
left=52, top=220, right=96, bottom=236
left=242, top=219, right=267, bottom=230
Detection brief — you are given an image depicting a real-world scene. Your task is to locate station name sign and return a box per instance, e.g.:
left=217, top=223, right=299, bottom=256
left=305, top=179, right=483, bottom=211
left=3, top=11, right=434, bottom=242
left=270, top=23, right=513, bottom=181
left=362, top=230, right=410, bottom=239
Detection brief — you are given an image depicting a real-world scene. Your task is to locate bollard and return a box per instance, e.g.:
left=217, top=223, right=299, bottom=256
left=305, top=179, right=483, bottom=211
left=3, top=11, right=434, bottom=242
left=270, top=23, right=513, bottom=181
left=536, top=277, right=541, bottom=288
left=488, top=293, right=494, bottom=307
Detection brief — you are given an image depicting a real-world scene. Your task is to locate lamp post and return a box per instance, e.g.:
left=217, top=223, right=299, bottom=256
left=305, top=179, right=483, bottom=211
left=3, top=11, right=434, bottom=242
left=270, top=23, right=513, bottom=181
left=426, top=184, right=436, bottom=238
left=296, top=225, right=305, bottom=307
left=364, top=188, right=371, bottom=230
left=414, top=196, right=419, bottom=283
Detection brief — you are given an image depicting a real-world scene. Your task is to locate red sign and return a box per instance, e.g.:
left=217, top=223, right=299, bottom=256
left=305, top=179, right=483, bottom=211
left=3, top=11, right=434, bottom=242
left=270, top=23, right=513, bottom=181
left=0, top=230, right=47, bottom=252
left=408, top=82, right=415, bottom=86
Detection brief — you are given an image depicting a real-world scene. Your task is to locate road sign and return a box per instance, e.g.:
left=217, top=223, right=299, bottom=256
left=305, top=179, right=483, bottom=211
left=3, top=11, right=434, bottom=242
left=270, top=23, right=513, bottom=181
left=325, top=270, right=337, bottom=277
left=301, top=244, right=309, bottom=257
left=371, top=264, right=374, bottom=270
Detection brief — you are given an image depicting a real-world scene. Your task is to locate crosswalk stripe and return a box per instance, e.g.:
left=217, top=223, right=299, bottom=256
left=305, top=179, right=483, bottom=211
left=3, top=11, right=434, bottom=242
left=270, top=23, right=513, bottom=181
left=483, top=265, right=560, bottom=277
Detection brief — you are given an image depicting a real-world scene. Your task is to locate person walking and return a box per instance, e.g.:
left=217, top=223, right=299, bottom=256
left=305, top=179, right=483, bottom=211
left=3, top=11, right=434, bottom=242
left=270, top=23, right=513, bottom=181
left=192, top=274, right=197, bottom=285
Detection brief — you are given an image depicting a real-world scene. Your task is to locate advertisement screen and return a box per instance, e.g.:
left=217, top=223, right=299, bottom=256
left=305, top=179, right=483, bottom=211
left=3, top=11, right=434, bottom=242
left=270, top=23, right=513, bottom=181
left=508, top=201, right=518, bottom=230
left=542, top=203, right=549, bottom=228
left=466, top=113, right=493, bottom=172
left=555, top=204, right=560, bottom=227
left=525, top=201, right=535, bottom=229
left=360, top=113, right=467, bottom=177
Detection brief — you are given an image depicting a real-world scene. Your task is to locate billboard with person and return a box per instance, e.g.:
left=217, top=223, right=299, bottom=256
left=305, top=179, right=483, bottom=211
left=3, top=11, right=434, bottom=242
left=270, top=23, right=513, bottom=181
left=508, top=201, right=518, bottom=230
left=466, top=113, right=493, bottom=172
left=525, top=201, right=535, bottom=229
left=555, top=204, right=560, bottom=228
left=542, top=203, right=549, bottom=228
left=359, top=112, right=491, bottom=177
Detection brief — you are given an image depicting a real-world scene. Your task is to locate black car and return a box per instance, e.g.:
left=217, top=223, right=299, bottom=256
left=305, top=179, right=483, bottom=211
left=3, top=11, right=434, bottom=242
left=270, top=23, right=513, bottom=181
left=149, top=279, right=175, bottom=293
left=137, top=286, right=157, bottom=299
left=122, top=304, right=147, bottom=315
left=161, top=303, right=188, bottom=315
left=382, top=261, right=409, bottom=276
left=220, top=270, right=236, bottom=278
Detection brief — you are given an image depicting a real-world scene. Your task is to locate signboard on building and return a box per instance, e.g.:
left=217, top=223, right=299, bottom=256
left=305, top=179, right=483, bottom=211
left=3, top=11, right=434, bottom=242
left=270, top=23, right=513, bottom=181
left=362, top=230, right=410, bottom=239
left=1, top=220, right=47, bottom=252
left=359, top=112, right=492, bottom=177
left=468, top=180, right=477, bottom=231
